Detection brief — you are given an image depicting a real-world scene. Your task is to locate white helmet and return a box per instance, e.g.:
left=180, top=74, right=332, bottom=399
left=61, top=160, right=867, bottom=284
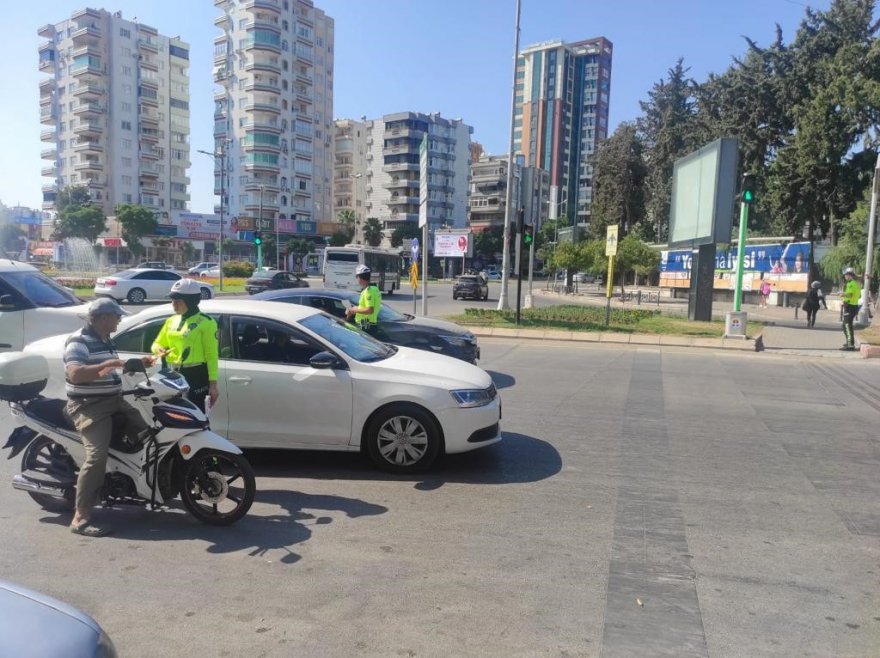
left=355, top=264, right=371, bottom=277
left=843, top=267, right=855, bottom=276
left=169, top=278, right=203, bottom=297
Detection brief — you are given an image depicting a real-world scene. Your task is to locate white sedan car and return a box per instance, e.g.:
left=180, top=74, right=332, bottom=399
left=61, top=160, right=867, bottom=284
left=25, top=300, right=502, bottom=473
left=94, top=268, right=213, bottom=304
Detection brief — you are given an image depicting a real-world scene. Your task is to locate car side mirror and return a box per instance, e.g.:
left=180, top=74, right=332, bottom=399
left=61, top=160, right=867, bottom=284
left=123, top=358, right=146, bottom=374
left=309, top=351, right=338, bottom=369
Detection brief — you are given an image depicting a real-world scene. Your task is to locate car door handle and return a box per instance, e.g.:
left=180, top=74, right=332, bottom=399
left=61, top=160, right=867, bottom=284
left=228, top=376, right=252, bottom=384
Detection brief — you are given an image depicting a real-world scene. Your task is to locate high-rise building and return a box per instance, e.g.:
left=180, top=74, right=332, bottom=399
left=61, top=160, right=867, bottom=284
left=364, top=112, right=472, bottom=234
left=333, top=118, right=368, bottom=230
left=213, top=0, right=334, bottom=242
left=467, top=154, right=549, bottom=234
left=515, top=37, right=612, bottom=229
left=38, top=9, right=191, bottom=215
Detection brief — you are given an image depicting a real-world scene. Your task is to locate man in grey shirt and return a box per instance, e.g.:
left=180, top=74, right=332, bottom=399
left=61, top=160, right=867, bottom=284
left=64, top=298, right=154, bottom=537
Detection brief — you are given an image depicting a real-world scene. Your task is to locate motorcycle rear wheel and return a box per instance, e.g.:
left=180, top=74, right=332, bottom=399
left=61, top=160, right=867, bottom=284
left=20, top=436, right=76, bottom=513
left=178, top=450, right=255, bottom=525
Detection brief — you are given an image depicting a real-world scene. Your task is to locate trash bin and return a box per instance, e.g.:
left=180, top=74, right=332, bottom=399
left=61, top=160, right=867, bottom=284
left=725, top=311, right=748, bottom=338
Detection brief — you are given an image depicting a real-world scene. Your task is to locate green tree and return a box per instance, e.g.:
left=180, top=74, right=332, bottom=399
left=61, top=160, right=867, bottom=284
left=362, top=217, right=383, bottom=247
left=474, top=226, right=504, bottom=261
left=54, top=205, right=106, bottom=243
left=820, top=193, right=880, bottom=287
left=590, top=122, right=647, bottom=238
left=56, top=186, right=92, bottom=213
left=615, top=234, right=660, bottom=293
left=286, top=237, right=314, bottom=272
left=0, top=224, right=24, bottom=253
left=329, top=231, right=349, bottom=247
left=115, top=204, right=158, bottom=260
left=337, top=209, right=356, bottom=241
left=390, top=222, right=421, bottom=247
left=180, top=241, right=196, bottom=265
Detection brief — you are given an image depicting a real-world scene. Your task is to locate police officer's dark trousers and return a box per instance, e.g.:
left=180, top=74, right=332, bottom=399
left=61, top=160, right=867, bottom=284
left=842, top=303, right=859, bottom=347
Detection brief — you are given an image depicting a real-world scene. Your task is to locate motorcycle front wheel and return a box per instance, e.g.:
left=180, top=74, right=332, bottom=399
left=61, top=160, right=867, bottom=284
left=178, top=450, right=255, bottom=526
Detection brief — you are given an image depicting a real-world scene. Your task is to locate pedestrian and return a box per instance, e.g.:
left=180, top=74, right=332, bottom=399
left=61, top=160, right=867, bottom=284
left=760, top=279, right=772, bottom=308
left=65, top=298, right=155, bottom=537
left=802, top=281, right=827, bottom=328
left=840, top=267, right=862, bottom=351
left=151, top=279, right=219, bottom=411
left=345, top=264, right=382, bottom=334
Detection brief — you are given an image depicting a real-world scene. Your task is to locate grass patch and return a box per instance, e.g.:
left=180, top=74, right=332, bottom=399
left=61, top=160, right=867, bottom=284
left=448, top=305, right=762, bottom=338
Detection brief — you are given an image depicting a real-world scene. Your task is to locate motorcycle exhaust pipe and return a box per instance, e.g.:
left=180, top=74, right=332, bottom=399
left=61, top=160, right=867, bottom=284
left=12, top=474, right=69, bottom=499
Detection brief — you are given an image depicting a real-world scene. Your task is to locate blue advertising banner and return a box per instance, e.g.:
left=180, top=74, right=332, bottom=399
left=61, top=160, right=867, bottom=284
left=295, top=221, right=317, bottom=234
left=662, top=242, right=811, bottom=274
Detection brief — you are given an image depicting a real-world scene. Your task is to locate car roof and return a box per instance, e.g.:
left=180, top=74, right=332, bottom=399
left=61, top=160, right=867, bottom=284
left=252, top=288, right=354, bottom=301
left=114, top=268, right=171, bottom=277
left=0, top=259, right=38, bottom=273
left=120, top=298, right=322, bottom=327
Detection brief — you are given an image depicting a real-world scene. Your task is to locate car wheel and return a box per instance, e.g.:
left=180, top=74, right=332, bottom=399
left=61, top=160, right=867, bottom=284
left=452, top=293, right=458, bottom=300
left=365, top=403, right=441, bottom=473
left=482, top=290, right=488, bottom=300
left=200, top=287, right=212, bottom=300
left=127, top=287, right=146, bottom=304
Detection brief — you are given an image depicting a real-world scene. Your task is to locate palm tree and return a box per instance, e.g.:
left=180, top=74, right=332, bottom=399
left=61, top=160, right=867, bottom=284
left=337, top=209, right=356, bottom=241
left=286, top=237, right=314, bottom=272
left=363, top=217, right=383, bottom=247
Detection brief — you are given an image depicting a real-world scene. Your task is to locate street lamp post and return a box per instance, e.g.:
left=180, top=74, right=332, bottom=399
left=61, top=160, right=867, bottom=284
left=258, top=183, right=264, bottom=268
left=197, top=139, right=230, bottom=290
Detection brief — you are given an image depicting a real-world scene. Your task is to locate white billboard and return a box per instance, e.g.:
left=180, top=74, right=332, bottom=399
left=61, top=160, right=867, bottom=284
left=434, top=232, right=472, bottom=257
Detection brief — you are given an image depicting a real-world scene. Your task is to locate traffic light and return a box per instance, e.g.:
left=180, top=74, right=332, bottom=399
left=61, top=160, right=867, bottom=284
left=253, top=231, right=262, bottom=246
left=522, top=224, right=534, bottom=245
left=516, top=206, right=525, bottom=234
left=741, top=173, right=756, bottom=204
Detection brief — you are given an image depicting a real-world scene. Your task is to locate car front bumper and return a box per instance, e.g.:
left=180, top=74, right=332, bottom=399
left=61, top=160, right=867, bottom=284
left=437, top=397, right=502, bottom=454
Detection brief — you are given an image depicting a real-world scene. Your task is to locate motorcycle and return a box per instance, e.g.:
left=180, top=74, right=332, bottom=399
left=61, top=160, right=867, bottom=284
left=1, top=350, right=255, bottom=526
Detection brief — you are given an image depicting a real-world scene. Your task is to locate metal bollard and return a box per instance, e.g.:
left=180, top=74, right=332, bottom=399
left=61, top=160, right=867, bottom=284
left=636, top=290, right=642, bottom=305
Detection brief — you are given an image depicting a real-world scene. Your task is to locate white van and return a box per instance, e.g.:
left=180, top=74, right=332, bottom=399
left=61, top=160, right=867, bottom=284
left=0, top=260, right=88, bottom=352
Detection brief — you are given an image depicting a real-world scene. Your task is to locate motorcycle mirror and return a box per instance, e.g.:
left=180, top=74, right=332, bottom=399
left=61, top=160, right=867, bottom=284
left=123, top=358, right=146, bottom=374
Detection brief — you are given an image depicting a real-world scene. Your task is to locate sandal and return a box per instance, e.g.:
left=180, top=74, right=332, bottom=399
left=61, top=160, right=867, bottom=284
left=70, top=521, right=112, bottom=538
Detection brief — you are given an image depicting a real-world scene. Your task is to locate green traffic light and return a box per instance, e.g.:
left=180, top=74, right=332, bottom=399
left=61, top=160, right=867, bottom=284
left=743, top=190, right=754, bottom=203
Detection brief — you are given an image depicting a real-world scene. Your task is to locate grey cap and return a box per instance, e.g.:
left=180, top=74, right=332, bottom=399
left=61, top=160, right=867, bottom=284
left=88, top=297, right=129, bottom=317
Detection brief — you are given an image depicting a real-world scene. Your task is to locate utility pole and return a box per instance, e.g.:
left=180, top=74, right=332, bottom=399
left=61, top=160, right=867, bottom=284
left=858, top=154, right=880, bottom=326
left=497, top=0, right=521, bottom=311
left=257, top=184, right=264, bottom=268
left=198, top=140, right=230, bottom=290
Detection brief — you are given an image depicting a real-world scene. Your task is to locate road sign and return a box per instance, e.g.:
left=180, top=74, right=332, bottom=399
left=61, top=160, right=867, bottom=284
left=606, top=225, right=619, bottom=256
left=411, top=237, right=420, bottom=261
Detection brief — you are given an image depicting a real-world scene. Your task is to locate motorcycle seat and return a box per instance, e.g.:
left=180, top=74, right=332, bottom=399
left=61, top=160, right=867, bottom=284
left=25, top=398, right=76, bottom=432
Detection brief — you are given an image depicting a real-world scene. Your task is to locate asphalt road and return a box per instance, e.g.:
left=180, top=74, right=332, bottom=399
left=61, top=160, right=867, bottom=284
left=0, top=341, right=878, bottom=657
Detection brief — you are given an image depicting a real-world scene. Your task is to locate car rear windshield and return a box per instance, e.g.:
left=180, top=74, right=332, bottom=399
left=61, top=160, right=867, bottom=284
left=457, top=276, right=477, bottom=283
left=250, top=272, right=274, bottom=280
left=300, top=313, right=396, bottom=362
left=2, top=270, right=80, bottom=308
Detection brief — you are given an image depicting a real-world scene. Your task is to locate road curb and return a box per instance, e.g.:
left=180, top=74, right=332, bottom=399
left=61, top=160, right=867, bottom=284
left=465, top=326, right=756, bottom=351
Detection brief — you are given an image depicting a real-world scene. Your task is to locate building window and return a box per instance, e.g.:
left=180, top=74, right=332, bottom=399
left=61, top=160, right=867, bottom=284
left=121, top=65, right=132, bottom=76
left=121, top=121, right=132, bottom=131
left=122, top=175, right=132, bottom=185
left=122, top=138, right=132, bottom=149
left=121, top=102, right=132, bottom=113
left=120, top=28, right=131, bottom=38
left=122, top=157, right=132, bottom=168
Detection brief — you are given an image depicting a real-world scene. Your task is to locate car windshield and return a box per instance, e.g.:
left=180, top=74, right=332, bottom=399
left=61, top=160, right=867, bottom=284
left=2, top=270, right=81, bottom=308
left=301, top=312, right=397, bottom=362
left=345, top=293, right=407, bottom=322
left=251, top=272, right=275, bottom=280
left=457, top=276, right=477, bottom=283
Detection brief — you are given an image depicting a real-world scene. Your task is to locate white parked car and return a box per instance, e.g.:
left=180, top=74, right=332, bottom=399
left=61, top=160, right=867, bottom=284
left=199, top=267, right=222, bottom=278
left=94, top=269, right=213, bottom=304
left=0, top=259, right=87, bottom=353
left=188, top=262, right=218, bottom=276
left=25, top=300, right=502, bottom=473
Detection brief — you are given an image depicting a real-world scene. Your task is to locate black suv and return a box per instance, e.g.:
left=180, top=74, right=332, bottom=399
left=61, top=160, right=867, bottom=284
left=452, top=274, right=488, bottom=301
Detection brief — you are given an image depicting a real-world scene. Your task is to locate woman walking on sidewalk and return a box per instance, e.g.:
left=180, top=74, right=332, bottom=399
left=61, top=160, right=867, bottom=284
left=802, top=281, right=827, bottom=328
left=760, top=279, right=772, bottom=308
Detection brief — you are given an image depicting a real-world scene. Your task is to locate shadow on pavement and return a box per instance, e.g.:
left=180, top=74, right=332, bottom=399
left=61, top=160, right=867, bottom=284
left=487, top=370, right=516, bottom=389
left=244, top=431, right=561, bottom=489
left=39, top=489, right=387, bottom=565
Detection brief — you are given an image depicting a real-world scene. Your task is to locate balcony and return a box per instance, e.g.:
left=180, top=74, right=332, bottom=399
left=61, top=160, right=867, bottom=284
left=73, top=101, right=104, bottom=118
left=244, top=200, right=280, bottom=212
left=469, top=203, right=505, bottom=214
left=294, top=87, right=313, bottom=101
left=244, top=79, right=280, bottom=94
left=244, top=160, right=281, bottom=173
left=213, top=67, right=228, bottom=83
left=73, top=83, right=105, bottom=98
left=213, top=13, right=230, bottom=28
left=38, top=24, right=56, bottom=38
left=295, top=69, right=313, bottom=84
left=40, top=129, right=56, bottom=142
left=74, top=159, right=103, bottom=172
left=384, top=179, right=419, bottom=191
left=240, top=120, right=282, bottom=134
left=41, top=165, right=56, bottom=177
left=71, top=25, right=101, bottom=44
left=388, top=195, right=419, bottom=206
left=140, top=57, right=159, bottom=71
left=140, top=162, right=160, bottom=178
left=139, top=92, right=159, bottom=106
left=244, top=179, right=280, bottom=193
left=243, top=101, right=280, bottom=115
left=138, top=38, right=159, bottom=53
left=139, top=128, right=160, bottom=143
left=242, top=37, right=281, bottom=54
left=139, top=75, right=159, bottom=89
left=41, top=148, right=57, bottom=160
left=387, top=126, right=426, bottom=140
left=42, top=200, right=57, bottom=210
left=71, top=62, right=103, bottom=78
left=242, top=18, right=281, bottom=32
left=39, top=79, right=56, bottom=96
left=140, top=182, right=159, bottom=195
left=71, top=8, right=101, bottom=21
left=140, top=109, right=160, bottom=124
left=243, top=0, right=281, bottom=13
left=72, top=44, right=102, bottom=59
left=295, top=48, right=313, bottom=64
left=38, top=56, right=55, bottom=73
left=140, top=146, right=161, bottom=160
left=39, top=108, right=56, bottom=125
left=74, top=140, right=102, bottom=153
left=383, top=163, right=420, bottom=173
left=39, top=94, right=53, bottom=108
left=245, top=58, right=281, bottom=74
left=73, top=122, right=103, bottom=137
left=386, top=212, right=419, bottom=223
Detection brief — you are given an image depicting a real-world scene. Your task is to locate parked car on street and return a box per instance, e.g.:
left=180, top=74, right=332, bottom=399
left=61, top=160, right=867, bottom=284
left=0, top=579, right=117, bottom=657
left=94, top=268, right=213, bottom=304
left=245, top=270, right=310, bottom=295
left=26, top=300, right=501, bottom=473
left=187, top=262, right=218, bottom=276
left=453, top=274, right=489, bottom=301
left=251, top=288, right=481, bottom=363
left=483, top=270, right=502, bottom=281
left=135, top=261, right=171, bottom=270
left=0, top=259, right=87, bottom=353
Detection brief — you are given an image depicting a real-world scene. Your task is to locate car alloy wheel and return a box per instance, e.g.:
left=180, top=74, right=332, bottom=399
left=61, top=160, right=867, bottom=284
left=127, top=287, right=146, bottom=304
left=366, top=404, right=441, bottom=473
left=200, top=287, right=212, bottom=300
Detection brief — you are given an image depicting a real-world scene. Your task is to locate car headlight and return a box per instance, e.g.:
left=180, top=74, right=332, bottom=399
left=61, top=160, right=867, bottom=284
left=450, top=388, right=494, bottom=408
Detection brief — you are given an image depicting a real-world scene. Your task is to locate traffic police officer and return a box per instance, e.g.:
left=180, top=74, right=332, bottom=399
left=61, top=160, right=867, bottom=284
left=151, top=279, right=219, bottom=410
left=345, top=264, right=382, bottom=333
left=841, top=267, right=862, bottom=351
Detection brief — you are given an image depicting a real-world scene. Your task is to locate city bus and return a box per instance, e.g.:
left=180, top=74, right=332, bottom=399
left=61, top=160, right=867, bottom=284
left=322, top=245, right=402, bottom=294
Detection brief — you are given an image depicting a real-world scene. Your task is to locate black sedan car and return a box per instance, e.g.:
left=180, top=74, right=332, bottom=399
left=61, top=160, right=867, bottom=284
left=452, top=274, right=489, bottom=301
left=245, top=270, right=310, bottom=295
left=250, top=288, right=480, bottom=362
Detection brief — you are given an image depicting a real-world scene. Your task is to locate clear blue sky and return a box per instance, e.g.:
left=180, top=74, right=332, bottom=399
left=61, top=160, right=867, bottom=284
left=0, top=0, right=829, bottom=214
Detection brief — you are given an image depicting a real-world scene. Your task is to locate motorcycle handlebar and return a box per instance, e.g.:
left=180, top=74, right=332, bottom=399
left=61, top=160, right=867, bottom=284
left=120, top=388, right=155, bottom=397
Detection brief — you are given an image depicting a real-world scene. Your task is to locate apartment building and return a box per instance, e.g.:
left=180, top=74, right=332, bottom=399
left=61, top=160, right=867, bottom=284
left=213, top=0, right=334, bottom=240
left=364, top=112, right=472, bottom=232
left=38, top=9, right=191, bottom=215
left=467, top=154, right=550, bottom=234
left=332, top=118, right=368, bottom=226
left=515, top=37, right=612, bottom=228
